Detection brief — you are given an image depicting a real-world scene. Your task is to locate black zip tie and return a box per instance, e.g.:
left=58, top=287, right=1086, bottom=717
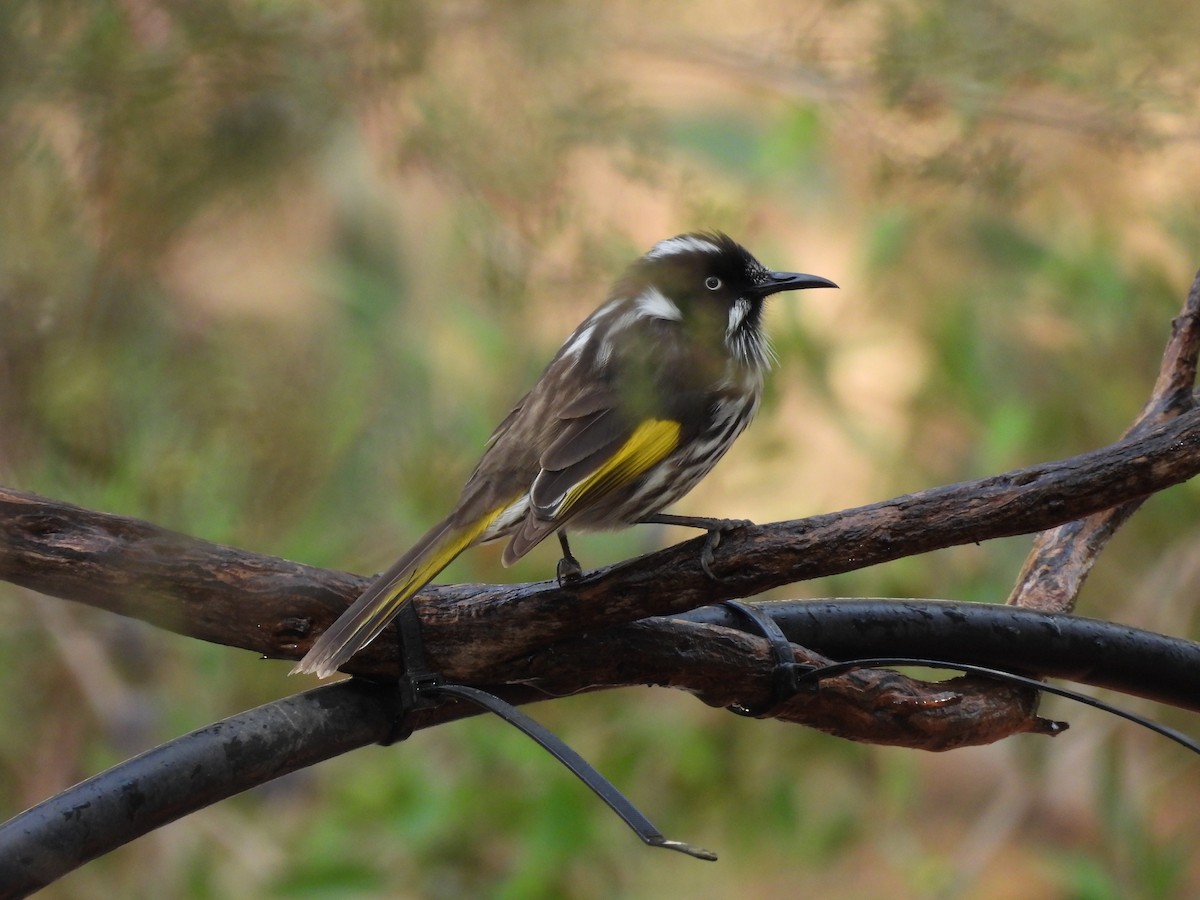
left=798, top=656, right=1200, bottom=757
left=373, top=600, right=717, bottom=860
left=720, top=599, right=815, bottom=717
left=376, top=600, right=444, bottom=746
left=430, top=682, right=717, bottom=860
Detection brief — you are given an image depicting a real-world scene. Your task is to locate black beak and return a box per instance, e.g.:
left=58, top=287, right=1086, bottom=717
left=752, top=271, right=838, bottom=298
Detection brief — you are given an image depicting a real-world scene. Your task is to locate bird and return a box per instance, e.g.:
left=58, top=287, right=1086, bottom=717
left=294, top=232, right=836, bottom=678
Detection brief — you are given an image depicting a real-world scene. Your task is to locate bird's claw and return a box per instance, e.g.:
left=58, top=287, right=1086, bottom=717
left=556, top=555, right=583, bottom=586
left=699, top=519, right=752, bottom=581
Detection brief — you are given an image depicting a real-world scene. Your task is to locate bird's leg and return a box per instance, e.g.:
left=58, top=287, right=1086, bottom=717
left=556, top=531, right=584, bottom=585
left=638, top=513, right=753, bottom=581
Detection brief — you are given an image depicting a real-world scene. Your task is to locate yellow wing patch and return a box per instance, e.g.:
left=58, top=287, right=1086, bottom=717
left=555, top=418, right=681, bottom=519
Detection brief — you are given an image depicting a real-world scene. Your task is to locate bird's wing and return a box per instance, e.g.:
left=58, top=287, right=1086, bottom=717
left=531, top=399, right=680, bottom=519
left=498, top=317, right=704, bottom=565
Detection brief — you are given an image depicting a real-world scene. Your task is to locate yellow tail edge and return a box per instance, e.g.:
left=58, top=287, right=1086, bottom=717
left=292, top=506, right=506, bottom=678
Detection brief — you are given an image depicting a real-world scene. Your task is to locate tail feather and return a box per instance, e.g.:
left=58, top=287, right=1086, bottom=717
left=293, top=513, right=489, bottom=678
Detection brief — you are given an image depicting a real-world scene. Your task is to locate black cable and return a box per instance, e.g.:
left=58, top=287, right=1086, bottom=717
left=388, top=601, right=715, bottom=860
left=679, top=599, right=1200, bottom=712
left=431, top=683, right=716, bottom=860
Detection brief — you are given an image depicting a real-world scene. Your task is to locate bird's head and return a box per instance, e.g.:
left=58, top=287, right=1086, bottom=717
left=627, top=232, right=837, bottom=370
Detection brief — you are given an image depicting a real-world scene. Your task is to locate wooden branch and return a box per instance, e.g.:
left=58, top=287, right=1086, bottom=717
left=1008, top=268, right=1200, bottom=611
left=5, top=403, right=1200, bottom=685
left=484, top=617, right=1049, bottom=749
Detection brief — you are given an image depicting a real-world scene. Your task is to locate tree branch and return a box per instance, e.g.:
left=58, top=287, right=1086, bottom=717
left=1008, top=268, right=1200, bottom=611
left=4, top=403, right=1200, bottom=682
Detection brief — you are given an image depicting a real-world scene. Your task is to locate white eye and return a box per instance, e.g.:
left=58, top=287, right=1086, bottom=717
left=705, top=276, right=722, bottom=291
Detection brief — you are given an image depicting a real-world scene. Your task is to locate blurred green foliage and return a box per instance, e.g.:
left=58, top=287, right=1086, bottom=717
left=3, top=1, right=1200, bottom=896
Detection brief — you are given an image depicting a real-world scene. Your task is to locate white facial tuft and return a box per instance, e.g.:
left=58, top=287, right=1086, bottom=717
left=633, top=286, right=683, bottom=321
left=724, top=296, right=773, bottom=372
left=726, top=297, right=751, bottom=336
left=644, top=235, right=722, bottom=260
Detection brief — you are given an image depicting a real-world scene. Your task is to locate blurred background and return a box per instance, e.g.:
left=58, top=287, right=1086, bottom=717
left=3, top=1, right=1200, bottom=897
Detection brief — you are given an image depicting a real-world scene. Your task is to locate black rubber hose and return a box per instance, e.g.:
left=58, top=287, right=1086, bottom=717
left=3, top=599, right=1199, bottom=896
left=0, top=679, right=402, bottom=899
left=681, top=599, right=1200, bottom=712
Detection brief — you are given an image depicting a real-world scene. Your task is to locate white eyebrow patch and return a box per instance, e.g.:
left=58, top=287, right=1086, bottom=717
left=644, top=235, right=721, bottom=260
left=634, top=286, right=683, bottom=321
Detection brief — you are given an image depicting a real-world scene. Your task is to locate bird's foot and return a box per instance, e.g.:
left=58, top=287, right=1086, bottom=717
left=698, top=519, right=752, bottom=581
left=638, top=513, right=753, bottom=581
left=556, top=531, right=584, bottom=586
left=556, top=555, right=583, bottom=586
